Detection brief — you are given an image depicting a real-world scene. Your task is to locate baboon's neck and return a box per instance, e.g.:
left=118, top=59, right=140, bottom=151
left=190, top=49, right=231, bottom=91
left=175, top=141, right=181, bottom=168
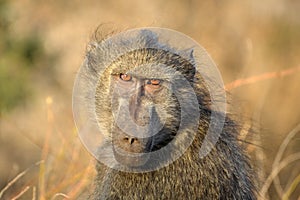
left=93, top=121, right=256, bottom=199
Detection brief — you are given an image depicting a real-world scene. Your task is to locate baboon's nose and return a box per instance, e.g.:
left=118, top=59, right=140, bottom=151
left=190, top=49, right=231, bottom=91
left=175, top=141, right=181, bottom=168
left=123, top=136, right=138, bottom=145
left=115, top=133, right=145, bottom=153
left=113, top=133, right=150, bottom=167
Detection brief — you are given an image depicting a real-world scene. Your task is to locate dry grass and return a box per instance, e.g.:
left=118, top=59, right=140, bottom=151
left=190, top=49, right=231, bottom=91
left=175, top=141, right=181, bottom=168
left=226, top=69, right=300, bottom=199
left=0, top=97, right=95, bottom=199
left=1, top=49, right=299, bottom=200
left=0, top=0, right=299, bottom=199
left=225, top=66, right=300, bottom=91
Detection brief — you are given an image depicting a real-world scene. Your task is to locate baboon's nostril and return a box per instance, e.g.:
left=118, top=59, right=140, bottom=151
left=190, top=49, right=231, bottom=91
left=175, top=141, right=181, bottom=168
left=123, top=137, right=137, bottom=144
left=129, top=138, right=135, bottom=144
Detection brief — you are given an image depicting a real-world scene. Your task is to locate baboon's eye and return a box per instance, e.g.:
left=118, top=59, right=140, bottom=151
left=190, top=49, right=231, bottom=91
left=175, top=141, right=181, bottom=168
left=146, top=79, right=161, bottom=89
left=150, top=79, right=160, bottom=85
left=119, top=73, right=132, bottom=81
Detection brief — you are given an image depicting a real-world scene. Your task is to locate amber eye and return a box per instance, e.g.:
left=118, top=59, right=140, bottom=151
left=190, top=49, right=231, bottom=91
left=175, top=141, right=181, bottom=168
left=146, top=79, right=161, bottom=89
left=120, top=73, right=132, bottom=81
left=149, top=79, right=161, bottom=85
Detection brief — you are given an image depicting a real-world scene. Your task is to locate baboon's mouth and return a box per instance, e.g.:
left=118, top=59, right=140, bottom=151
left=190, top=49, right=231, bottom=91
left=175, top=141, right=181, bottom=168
left=110, top=122, right=178, bottom=168
left=112, top=144, right=150, bottom=167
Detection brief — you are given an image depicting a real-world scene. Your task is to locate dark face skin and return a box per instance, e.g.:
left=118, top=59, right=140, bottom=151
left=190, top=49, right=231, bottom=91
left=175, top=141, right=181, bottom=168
left=109, top=72, right=179, bottom=167
left=113, top=73, right=164, bottom=124
left=94, top=49, right=194, bottom=169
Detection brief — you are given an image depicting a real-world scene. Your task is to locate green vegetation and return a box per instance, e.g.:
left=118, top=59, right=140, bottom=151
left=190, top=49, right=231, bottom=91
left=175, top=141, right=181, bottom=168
left=0, top=0, right=55, bottom=114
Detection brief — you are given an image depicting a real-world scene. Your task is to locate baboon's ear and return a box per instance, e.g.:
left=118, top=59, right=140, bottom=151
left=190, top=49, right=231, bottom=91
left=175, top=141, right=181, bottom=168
left=189, top=49, right=194, bottom=61
left=180, top=48, right=196, bottom=81
left=138, top=29, right=159, bottom=46
left=181, top=48, right=195, bottom=64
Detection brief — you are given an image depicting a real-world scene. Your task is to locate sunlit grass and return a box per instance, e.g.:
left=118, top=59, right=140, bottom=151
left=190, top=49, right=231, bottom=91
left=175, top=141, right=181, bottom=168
left=0, top=97, right=95, bottom=199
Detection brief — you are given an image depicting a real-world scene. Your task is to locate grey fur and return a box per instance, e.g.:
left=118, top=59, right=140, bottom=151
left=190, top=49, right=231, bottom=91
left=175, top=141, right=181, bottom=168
left=80, top=29, right=257, bottom=200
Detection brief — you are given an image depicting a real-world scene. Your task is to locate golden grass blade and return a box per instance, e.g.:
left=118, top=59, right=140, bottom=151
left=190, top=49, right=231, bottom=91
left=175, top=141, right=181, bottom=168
left=39, top=96, right=54, bottom=200
left=50, top=193, right=70, bottom=200
left=259, top=153, right=300, bottom=199
left=272, top=123, right=300, bottom=198
left=282, top=174, right=300, bottom=200
left=226, top=66, right=300, bottom=90
left=32, top=186, right=36, bottom=200
left=11, top=186, right=30, bottom=200
left=66, top=160, right=94, bottom=199
left=0, top=161, right=43, bottom=199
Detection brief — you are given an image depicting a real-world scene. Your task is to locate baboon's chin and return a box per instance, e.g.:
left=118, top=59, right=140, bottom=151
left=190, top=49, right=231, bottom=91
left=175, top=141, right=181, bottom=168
left=112, top=145, right=150, bottom=167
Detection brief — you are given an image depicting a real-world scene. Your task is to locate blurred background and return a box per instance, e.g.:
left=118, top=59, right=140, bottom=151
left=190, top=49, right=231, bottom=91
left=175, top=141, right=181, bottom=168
left=0, top=0, right=299, bottom=199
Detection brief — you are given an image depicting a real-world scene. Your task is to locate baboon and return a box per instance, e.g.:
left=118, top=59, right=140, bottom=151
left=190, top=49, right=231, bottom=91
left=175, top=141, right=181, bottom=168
left=75, top=28, right=256, bottom=199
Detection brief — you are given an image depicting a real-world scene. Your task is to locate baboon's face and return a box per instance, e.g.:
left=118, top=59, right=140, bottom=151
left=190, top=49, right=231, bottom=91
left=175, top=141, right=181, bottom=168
left=108, top=68, right=180, bottom=166
left=74, top=29, right=223, bottom=171
left=112, top=72, right=167, bottom=128
left=94, top=50, right=192, bottom=167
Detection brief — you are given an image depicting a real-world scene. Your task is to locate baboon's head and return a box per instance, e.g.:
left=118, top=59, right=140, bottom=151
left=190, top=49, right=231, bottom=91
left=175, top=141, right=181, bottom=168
left=84, top=29, right=201, bottom=171
left=74, top=28, right=222, bottom=172
left=95, top=46, right=198, bottom=169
